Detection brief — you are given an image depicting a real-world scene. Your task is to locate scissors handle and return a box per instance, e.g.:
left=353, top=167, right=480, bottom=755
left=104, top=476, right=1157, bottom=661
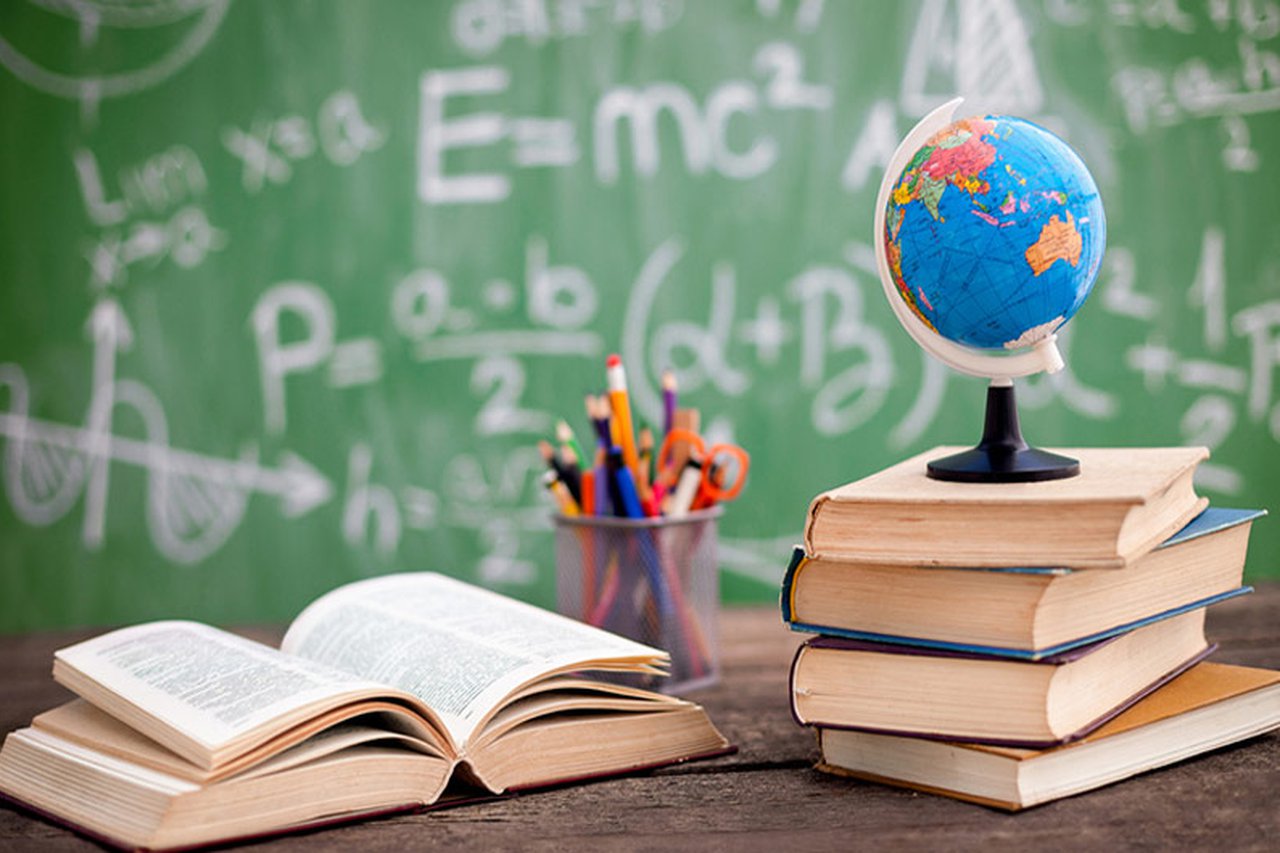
left=700, top=444, right=750, bottom=503
left=656, top=428, right=706, bottom=480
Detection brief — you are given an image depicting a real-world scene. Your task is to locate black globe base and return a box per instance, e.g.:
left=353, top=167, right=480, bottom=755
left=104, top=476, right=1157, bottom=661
left=927, top=383, right=1079, bottom=483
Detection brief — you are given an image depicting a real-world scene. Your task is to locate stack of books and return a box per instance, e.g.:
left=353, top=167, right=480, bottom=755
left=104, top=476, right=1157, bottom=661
left=782, top=445, right=1280, bottom=810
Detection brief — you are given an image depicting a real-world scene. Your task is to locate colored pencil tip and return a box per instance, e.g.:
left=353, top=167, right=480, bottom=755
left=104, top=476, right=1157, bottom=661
left=537, top=439, right=555, bottom=461
left=606, top=353, right=621, bottom=368
left=662, top=369, right=677, bottom=391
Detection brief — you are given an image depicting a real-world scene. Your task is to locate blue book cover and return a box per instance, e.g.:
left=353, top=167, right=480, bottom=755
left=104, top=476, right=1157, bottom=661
left=780, top=506, right=1264, bottom=661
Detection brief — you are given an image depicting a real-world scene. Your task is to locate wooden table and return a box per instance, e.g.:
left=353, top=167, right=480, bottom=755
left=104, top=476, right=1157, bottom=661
left=3, top=586, right=1278, bottom=851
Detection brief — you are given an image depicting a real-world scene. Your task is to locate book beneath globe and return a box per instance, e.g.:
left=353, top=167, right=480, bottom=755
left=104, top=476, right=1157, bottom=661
left=790, top=608, right=1212, bottom=747
left=815, top=662, right=1280, bottom=811
left=0, top=574, right=729, bottom=851
left=804, top=445, right=1208, bottom=568
left=783, top=507, right=1260, bottom=657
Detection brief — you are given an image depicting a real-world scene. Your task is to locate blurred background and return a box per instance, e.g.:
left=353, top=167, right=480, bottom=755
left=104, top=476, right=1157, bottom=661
left=1, top=0, right=1277, bottom=632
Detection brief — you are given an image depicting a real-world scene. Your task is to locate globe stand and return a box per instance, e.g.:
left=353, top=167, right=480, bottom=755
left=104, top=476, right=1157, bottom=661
left=927, top=382, right=1079, bottom=483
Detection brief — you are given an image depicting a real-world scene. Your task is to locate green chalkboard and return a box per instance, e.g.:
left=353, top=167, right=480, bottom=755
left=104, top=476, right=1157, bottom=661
left=2, top=0, right=1278, bottom=633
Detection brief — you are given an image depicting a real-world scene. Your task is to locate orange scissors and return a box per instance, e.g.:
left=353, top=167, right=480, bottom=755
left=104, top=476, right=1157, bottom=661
left=656, top=428, right=750, bottom=507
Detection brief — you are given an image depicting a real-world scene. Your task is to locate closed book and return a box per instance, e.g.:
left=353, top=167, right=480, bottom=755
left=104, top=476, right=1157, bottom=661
left=805, top=446, right=1207, bottom=568
left=783, top=507, right=1261, bottom=658
left=816, top=662, right=1280, bottom=810
left=790, top=608, right=1213, bottom=747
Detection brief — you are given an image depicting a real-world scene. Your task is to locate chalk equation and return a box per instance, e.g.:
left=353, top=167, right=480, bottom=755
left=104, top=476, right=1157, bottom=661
left=0, top=300, right=332, bottom=565
left=0, top=0, right=1277, bottom=608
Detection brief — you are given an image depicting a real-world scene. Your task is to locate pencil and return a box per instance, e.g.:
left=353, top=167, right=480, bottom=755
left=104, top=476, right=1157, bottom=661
left=539, top=439, right=581, bottom=504
left=661, top=369, right=677, bottom=438
left=556, top=419, right=586, bottom=470
left=606, top=354, right=640, bottom=476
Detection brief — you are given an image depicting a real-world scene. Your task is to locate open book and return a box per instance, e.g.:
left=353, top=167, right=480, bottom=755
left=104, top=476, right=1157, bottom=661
left=0, top=574, right=730, bottom=850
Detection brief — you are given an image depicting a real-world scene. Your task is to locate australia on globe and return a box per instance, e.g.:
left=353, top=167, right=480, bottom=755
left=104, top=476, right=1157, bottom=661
left=883, top=115, right=1105, bottom=351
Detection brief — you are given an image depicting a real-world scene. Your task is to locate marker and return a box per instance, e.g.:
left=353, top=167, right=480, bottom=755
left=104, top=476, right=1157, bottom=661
left=580, top=468, right=596, bottom=516
left=543, top=470, right=580, bottom=516
left=539, top=439, right=581, bottom=504
left=577, top=467, right=598, bottom=610
left=661, top=369, right=677, bottom=438
left=586, top=394, right=611, bottom=448
left=667, top=458, right=703, bottom=518
left=606, top=354, right=640, bottom=476
left=594, top=459, right=611, bottom=516
left=652, top=480, right=668, bottom=511
left=605, top=446, right=628, bottom=518
left=613, top=464, right=645, bottom=519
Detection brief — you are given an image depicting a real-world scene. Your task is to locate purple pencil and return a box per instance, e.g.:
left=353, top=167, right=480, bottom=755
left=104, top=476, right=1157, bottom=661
left=661, top=370, right=677, bottom=438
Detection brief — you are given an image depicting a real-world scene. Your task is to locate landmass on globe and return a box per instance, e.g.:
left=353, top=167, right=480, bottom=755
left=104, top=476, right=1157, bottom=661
left=1024, top=212, right=1084, bottom=276
left=883, top=115, right=1105, bottom=352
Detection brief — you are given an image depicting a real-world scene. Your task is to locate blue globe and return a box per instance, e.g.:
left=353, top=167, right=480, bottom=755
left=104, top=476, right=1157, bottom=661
left=883, top=115, right=1105, bottom=351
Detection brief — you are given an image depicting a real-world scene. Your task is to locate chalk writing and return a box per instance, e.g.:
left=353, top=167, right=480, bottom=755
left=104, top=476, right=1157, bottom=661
left=223, top=90, right=384, bottom=193
left=0, top=302, right=333, bottom=564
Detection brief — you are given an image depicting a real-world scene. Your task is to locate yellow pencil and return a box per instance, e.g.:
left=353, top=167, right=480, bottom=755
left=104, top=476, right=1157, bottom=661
left=606, top=354, right=640, bottom=475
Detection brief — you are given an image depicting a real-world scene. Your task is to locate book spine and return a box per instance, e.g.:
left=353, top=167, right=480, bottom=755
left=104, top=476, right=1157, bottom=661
left=803, top=493, right=829, bottom=555
left=778, top=547, right=807, bottom=624
left=788, top=643, right=809, bottom=730
left=794, top=643, right=1218, bottom=748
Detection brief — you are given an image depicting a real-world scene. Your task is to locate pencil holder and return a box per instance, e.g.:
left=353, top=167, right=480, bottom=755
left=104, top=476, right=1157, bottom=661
left=554, top=508, right=722, bottom=694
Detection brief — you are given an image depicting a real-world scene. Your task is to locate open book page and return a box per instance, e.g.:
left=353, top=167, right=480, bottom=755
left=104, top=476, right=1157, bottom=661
left=54, top=622, right=392, bottom=756
left=280, top=573, right=666, bottom=746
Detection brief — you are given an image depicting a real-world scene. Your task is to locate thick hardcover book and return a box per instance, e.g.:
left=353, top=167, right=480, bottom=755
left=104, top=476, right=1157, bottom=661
left=816, top=662, right=1280, bottom=810
left=0, top=574, right=730, bottom=851
left=790, top=608, right=1213, bottom=747
left=804, top=445, right=1208, bottom=568
left=782, top=507, right=1261, bottom=658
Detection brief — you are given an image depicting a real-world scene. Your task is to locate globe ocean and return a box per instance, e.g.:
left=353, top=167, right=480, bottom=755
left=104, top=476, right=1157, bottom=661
left=883, top=115, right=1106, bottom=351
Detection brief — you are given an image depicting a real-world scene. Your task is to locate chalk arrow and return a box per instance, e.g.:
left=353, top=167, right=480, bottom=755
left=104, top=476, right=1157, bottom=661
left=0, top=410, right=335, bottom=521
left=85, top=298, right=134, bottom=353
left=264, top=451, right=334, bottom=518
left=83, top=297, right=133, bottom=549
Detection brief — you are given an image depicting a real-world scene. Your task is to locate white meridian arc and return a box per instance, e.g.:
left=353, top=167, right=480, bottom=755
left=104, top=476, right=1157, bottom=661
left=0, top=0, right=228, bottom=101
left=873, top=97, right=1065, bottom=381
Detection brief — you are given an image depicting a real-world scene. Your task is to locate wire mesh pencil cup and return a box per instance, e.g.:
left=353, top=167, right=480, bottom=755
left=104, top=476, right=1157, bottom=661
left=555, top=508, right=722, bottom=694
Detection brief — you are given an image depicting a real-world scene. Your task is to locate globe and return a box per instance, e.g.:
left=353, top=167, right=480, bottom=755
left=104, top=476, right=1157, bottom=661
left=883, top=114, right=1105, bottom=352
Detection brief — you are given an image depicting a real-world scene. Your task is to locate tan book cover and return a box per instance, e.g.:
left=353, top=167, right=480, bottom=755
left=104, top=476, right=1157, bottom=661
left=782, top=508, right=1259, bottom=653
left=976, top=662, right=1280, bottom=760
left=805, top=446, right=1208, bottom=568
left=818, top=662, right=1280, bottom=811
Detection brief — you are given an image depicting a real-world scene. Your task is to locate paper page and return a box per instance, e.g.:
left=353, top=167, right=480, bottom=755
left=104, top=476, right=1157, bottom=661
left=55, top=621, right=389, bottom=751
left=281, top=573, right=664, bottom=745
left=233, top=721, right=441, bottom=782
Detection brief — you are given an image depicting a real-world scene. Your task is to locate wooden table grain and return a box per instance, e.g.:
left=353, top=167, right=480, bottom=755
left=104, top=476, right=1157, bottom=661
left=2, top=586, right=1278, bottom=852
